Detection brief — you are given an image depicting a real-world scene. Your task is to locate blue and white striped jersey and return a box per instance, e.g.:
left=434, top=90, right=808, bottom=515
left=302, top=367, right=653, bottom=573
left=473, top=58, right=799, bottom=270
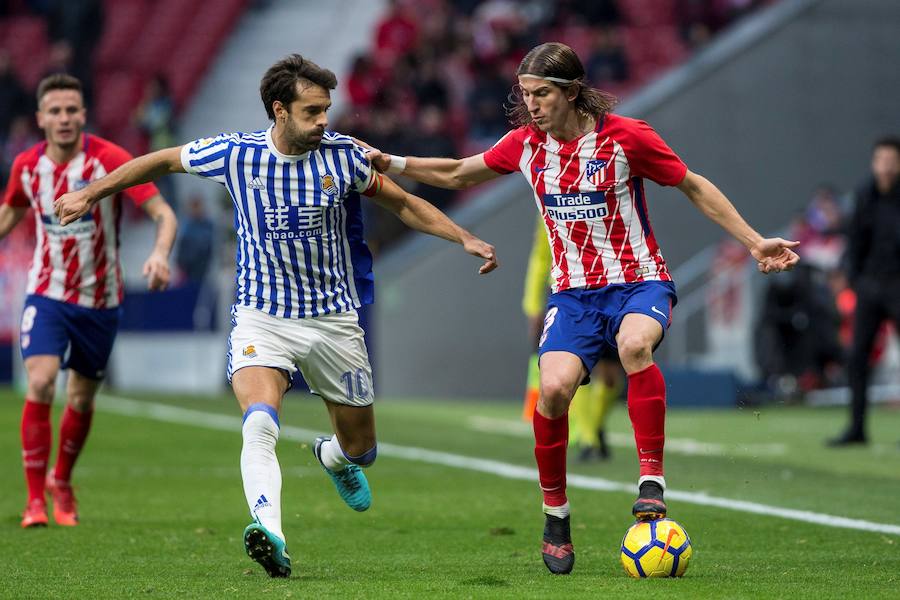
left=180, top=126, right=375, bottom=318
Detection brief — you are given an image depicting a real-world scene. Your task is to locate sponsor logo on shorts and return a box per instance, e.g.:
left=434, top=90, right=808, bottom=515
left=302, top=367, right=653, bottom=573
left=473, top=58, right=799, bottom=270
left=243, top=344, right=257, bottom=358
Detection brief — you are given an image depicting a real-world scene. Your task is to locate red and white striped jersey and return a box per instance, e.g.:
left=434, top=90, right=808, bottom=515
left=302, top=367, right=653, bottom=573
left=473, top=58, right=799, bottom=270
left=2, top=135, right=159, bottom=308
left=483, top=114, right=687, bottom=293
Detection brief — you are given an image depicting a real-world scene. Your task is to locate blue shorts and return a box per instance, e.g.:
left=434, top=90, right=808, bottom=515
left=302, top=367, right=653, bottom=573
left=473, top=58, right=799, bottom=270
left=538, top=281, right=677, bottom=375
left=19, top=295, right=121, bottom=380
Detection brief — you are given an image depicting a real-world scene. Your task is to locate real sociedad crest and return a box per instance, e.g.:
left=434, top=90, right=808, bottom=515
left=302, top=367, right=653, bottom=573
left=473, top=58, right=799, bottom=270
left=320, top=174, right=338, bottom=196
left=585, top=159, right=607, bottom=180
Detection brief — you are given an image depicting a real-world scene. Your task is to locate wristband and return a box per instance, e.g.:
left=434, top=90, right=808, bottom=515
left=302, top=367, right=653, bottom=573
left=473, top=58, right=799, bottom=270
left=387, top=155, right=407, bottom=174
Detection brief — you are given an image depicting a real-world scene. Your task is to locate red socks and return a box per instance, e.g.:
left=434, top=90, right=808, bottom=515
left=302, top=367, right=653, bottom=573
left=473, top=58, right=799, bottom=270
left=627, top=364, right=666, bottom=478
left=21, top=400, right=52, bottom=503
left=54, top=404, right=94, bottom=482
left=533, top=410, right=569, bottom=507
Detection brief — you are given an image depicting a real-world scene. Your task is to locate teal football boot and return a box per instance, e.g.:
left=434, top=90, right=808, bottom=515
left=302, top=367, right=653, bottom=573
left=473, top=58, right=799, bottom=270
left=313, top=436, right=371, bottom=512
left=243, top=521, right=291, bottom=578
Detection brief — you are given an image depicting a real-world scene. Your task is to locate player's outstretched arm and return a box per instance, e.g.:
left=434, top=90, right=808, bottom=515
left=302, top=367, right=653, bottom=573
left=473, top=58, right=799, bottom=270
left=369, top=174, right=498, bottom=274
left=55, top=146, right=186, bottom=226
left=0, top=205, right=28, bottom=240
left=677, top=169, right=799, bottom=274
left=365, top=148, right=501, bottom=191
left=139, top=195, right=177, bottom=291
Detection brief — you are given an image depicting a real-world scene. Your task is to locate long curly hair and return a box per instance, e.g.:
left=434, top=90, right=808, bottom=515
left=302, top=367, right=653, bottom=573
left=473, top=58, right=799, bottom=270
left=506, top=42, right=617, bottom=128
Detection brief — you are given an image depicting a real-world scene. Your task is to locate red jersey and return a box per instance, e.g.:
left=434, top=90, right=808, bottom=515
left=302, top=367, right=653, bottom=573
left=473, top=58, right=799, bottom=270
left=2, top=134, right=159, bottom=308
left=483, top=113, right=687, bottom=292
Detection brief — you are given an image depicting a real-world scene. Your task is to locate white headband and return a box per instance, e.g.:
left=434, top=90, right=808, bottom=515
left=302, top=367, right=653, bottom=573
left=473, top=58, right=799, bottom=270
left=519, top=73, right=579, bottom=84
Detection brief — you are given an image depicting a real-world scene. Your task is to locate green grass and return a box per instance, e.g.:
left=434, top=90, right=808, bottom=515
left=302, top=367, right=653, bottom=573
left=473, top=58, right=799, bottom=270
left=3, top=387, right=900, bottom=599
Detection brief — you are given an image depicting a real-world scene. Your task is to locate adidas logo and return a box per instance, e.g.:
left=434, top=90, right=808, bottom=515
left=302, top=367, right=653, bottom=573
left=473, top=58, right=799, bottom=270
left=254, top=494, right=272, bottom=511
left=247, top=177, right=265, bottom=190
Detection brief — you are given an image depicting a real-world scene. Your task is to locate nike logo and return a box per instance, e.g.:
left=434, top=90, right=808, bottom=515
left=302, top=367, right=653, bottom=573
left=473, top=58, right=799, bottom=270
left=639, top=448, right=662, bottom=454
left=534, top=166, right=550, bottom=173
left=657, top=527, right=680, bottom=566
left=651, top=305, right=667, bottom=319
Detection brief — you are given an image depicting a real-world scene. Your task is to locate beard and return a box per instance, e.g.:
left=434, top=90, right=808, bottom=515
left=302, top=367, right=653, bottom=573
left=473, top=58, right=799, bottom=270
left=284, top=121, right=324, bottom=153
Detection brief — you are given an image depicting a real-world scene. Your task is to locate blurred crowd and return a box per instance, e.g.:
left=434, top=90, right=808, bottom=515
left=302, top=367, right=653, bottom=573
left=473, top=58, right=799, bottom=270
left=0, top=0, right=210, bottom=292
left=336, top=0, right=773, bottom=252
left=1, top=0, right=776, bottom=296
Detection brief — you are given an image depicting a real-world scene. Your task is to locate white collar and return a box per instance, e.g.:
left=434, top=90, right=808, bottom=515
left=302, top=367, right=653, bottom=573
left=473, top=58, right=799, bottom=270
left=265, top=125, right=310, bottom=162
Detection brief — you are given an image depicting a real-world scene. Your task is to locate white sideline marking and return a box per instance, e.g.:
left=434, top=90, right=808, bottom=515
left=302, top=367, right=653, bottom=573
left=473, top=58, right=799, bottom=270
left=468, top=416, right=787, bottom=457
left=97, top=394, right=900, bottom=537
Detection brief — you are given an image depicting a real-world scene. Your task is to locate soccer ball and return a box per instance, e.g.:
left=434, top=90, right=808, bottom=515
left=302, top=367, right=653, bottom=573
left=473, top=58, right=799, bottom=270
left=620, top=518, right=692, bottom=578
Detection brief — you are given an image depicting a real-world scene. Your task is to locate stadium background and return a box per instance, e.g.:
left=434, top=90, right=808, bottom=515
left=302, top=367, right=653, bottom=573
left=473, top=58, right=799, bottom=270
left=2, top=0, right=898, bottom=402
left=2, top=1, right=900, bottom=597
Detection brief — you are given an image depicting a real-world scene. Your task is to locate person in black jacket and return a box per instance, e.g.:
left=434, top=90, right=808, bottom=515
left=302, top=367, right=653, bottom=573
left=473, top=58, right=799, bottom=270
left=828, top=137, right=900, bottom=446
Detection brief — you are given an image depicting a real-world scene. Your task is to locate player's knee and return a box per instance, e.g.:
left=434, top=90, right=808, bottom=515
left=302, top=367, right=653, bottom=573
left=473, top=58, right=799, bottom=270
left=26, top=373, right=56, bottom=402
left=343, top=444, right=377, bottom=467
left=539, top=375, right=575, bottom=412
left=616, top=334, right=652, bottom=367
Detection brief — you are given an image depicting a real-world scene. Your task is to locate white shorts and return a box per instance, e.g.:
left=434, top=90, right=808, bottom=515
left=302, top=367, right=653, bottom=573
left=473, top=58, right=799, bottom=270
left=227, top=305, right=374, bottom=406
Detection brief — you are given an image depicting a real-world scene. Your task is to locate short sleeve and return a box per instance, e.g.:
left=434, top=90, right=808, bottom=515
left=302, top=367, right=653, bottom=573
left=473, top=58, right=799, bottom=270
left=2, top=155, right=30, bottom=208
left=98, top=143, right=160, bottom=206
left=482, top=129, right=524, bottom=174
left=348, top=144, right=375, bottom=193
left=180, top=133, right=235, bottom=185
left=624, top=120, right=687, bottom=186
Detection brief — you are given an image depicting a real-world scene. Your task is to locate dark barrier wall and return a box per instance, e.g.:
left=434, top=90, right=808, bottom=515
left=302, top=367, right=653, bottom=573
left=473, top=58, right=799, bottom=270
left=374, top=0, right=900, bottom=399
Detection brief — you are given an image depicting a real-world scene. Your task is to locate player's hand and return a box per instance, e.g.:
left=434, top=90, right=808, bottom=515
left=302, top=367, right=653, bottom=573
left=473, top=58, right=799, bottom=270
left=750, top=237, right=800, bottom=274
left=364, top=149, right=392, bottom=174
left=142, top=252, right=171, bottom=291
left=462, top=234, right=498, bottom=274
left=54, top=190, right=93, bottom=225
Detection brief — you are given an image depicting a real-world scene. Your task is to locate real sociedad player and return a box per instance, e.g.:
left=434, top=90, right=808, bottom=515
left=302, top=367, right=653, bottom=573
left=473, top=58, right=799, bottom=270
left=365, top=42, right=799, bottom=575
left=55, top=54, right=498, bottom=578
left=0, top=74, right=176, bottom=529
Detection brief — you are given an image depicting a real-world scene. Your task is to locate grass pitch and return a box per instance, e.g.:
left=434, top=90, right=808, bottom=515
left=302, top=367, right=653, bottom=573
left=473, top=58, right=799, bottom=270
left=3, top=387, right=899, bottom=599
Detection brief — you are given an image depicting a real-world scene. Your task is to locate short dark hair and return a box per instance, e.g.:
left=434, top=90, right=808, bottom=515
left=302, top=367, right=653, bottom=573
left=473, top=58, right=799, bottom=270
left=259, top=54, right=337, bottom=120
left=873, top=136, right=900, bottom=155
left=507, top=42, right=616, bottom=127
left=36, top=73, right=82, bottom=105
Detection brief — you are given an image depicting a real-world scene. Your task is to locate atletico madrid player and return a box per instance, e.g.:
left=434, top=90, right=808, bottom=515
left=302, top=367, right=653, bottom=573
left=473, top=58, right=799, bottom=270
left=366, top=42, right=799, bottom=575
left=0, top=74, right=177, bottom=528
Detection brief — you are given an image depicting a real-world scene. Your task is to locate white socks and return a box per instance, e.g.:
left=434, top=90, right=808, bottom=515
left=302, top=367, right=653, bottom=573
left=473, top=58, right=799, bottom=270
left=318, top=436, right=351, bottom=471
left=543, top=501, right=571, bottom=519
left=241, top=408, right=284, bottom=542
left=639, top=475, right=667, bottom=490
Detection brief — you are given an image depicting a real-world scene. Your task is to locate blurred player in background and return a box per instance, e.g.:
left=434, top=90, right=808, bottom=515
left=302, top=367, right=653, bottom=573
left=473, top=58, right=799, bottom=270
left=55, top=54, right=497, bottom=578
left=522, top=215, right=621, bottom=461
left=828, top=136, right=900, bottom=447
left=366, top=42, right=799, bottom=575
left=0, top=74, right=176, bottom=528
